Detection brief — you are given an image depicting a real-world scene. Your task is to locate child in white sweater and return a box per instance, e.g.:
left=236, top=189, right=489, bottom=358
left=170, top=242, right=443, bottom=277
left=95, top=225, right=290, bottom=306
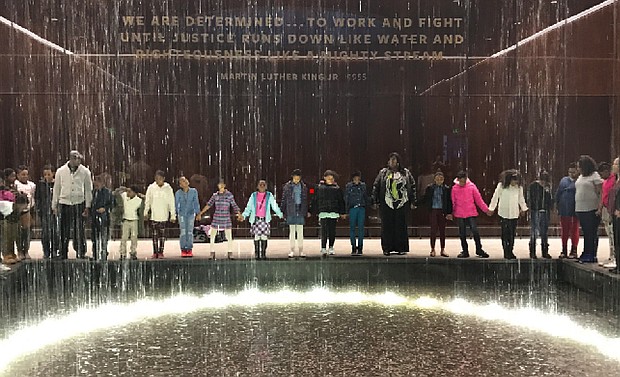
left=488, top=170, right=528, bottom=259
left=144, top=171, right=176, bottom=258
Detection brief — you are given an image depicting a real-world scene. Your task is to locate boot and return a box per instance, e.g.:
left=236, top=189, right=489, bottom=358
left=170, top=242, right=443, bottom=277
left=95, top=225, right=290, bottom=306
left=475, top=249, right=489, bottom=258
left=559, top=246, right=568, bottom=259
left=541, top=244, right=551, bottom=259
left=568, top=246, right=578, bottom=259
left=254, top=240, right=261, bottom=260
left=529, top=243, right=537, bottom=259
left=504, top=251, right=517, bottom=260
left=260, top=240, right=267, bottom=259
left=2, top=254, right=19, bottom=265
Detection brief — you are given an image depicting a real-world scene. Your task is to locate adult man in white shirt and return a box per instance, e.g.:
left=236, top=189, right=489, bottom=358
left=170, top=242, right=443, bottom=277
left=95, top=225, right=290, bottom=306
left=52, top=150, right=93, bottom=259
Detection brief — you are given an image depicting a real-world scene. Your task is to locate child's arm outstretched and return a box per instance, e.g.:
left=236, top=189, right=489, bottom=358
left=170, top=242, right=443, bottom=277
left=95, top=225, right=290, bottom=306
left=196, top=194, right=215, bottom=221
left=518, top=186, right=528, bottom=215
left=473, top=185, right=491, bottom=216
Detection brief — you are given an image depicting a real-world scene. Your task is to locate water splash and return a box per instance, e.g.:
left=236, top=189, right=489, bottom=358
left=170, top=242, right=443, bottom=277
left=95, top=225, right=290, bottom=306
left=0, top=287, right=619, bottom=373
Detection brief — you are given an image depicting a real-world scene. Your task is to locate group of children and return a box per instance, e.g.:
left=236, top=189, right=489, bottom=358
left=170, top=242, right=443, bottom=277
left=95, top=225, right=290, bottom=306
left=415, top=156, right=617, bottom=273
left=0, top=164, right=366, bottom=264
left=1, top=153, right=618, bottom=272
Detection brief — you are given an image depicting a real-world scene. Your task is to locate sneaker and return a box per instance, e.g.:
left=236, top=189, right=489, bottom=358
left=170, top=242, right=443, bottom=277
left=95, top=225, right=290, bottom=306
left=300, top=251, right=306, bottom=258
left=457, top=252, right=470, bottom=258
left=320, top=248, right=327, bottom=256
left=288, top=251, right=295, bottom=258
left=158, top=253, right=165, bottom=259
left=476, top=250, right=489, bottom=258
left=328, top=248, right=335, bottom=255
left=181, top=250, right=188, bottom=258
left=151, top=253, right=159, bottom=259
left=578, top=256, right=597, bottom=263
left=0, top=264, right=11, bottom=272
left=558, top=252, right=568, bottom=259
left=603, top=262, right=617, bottom=269
left=186, top=250, right=193, bottom=258
left=357, top=248, right=363, bottom=256
left=351, top=246, right=357, bottom=256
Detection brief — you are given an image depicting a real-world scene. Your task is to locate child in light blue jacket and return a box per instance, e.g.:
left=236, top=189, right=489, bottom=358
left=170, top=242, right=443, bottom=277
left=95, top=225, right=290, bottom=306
left=241, top=180, right=283, bottom=259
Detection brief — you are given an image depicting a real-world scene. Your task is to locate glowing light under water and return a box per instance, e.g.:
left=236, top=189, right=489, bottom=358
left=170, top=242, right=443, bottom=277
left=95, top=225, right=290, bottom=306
left=0, top=288, right=619, bottom=372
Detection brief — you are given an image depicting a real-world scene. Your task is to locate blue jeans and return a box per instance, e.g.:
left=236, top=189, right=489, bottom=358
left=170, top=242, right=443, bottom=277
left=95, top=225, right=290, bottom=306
left=529, top=211, right=549, bottom=252
left=178, top=215, right=194, bottom=250
left=349, top=207, right=365, bottom=248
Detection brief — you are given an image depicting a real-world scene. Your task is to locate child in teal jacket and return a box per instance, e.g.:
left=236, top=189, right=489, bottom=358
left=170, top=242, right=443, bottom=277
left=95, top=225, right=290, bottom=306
left=241, top=180, right=283, bottom=259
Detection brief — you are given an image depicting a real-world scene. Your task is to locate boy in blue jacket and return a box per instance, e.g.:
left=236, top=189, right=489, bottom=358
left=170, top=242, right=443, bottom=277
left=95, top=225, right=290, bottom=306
left=345, top=171, right=369, bottom=255
left=91, top=175, right=115, bottom=261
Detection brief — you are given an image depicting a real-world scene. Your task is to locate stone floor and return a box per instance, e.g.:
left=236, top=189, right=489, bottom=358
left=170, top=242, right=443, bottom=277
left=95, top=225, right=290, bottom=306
left=18, top=236, right=617, bottom=265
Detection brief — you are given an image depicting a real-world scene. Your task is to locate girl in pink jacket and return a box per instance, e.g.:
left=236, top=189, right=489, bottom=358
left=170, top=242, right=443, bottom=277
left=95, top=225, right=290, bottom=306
left=451, top=171, right=490, bottom=258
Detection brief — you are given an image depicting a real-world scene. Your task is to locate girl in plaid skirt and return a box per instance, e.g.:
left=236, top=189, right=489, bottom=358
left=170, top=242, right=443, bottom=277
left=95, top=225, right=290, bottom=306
left=241, top=180, right=283, bottom=259
left=197, top=179, right=241, bottom=260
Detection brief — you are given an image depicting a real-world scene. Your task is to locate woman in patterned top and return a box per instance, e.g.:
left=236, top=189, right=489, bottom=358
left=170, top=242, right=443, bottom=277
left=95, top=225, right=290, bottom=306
left=197, top=178, right=241, bottom=260
left=371, top=152, right=416, bottom=256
